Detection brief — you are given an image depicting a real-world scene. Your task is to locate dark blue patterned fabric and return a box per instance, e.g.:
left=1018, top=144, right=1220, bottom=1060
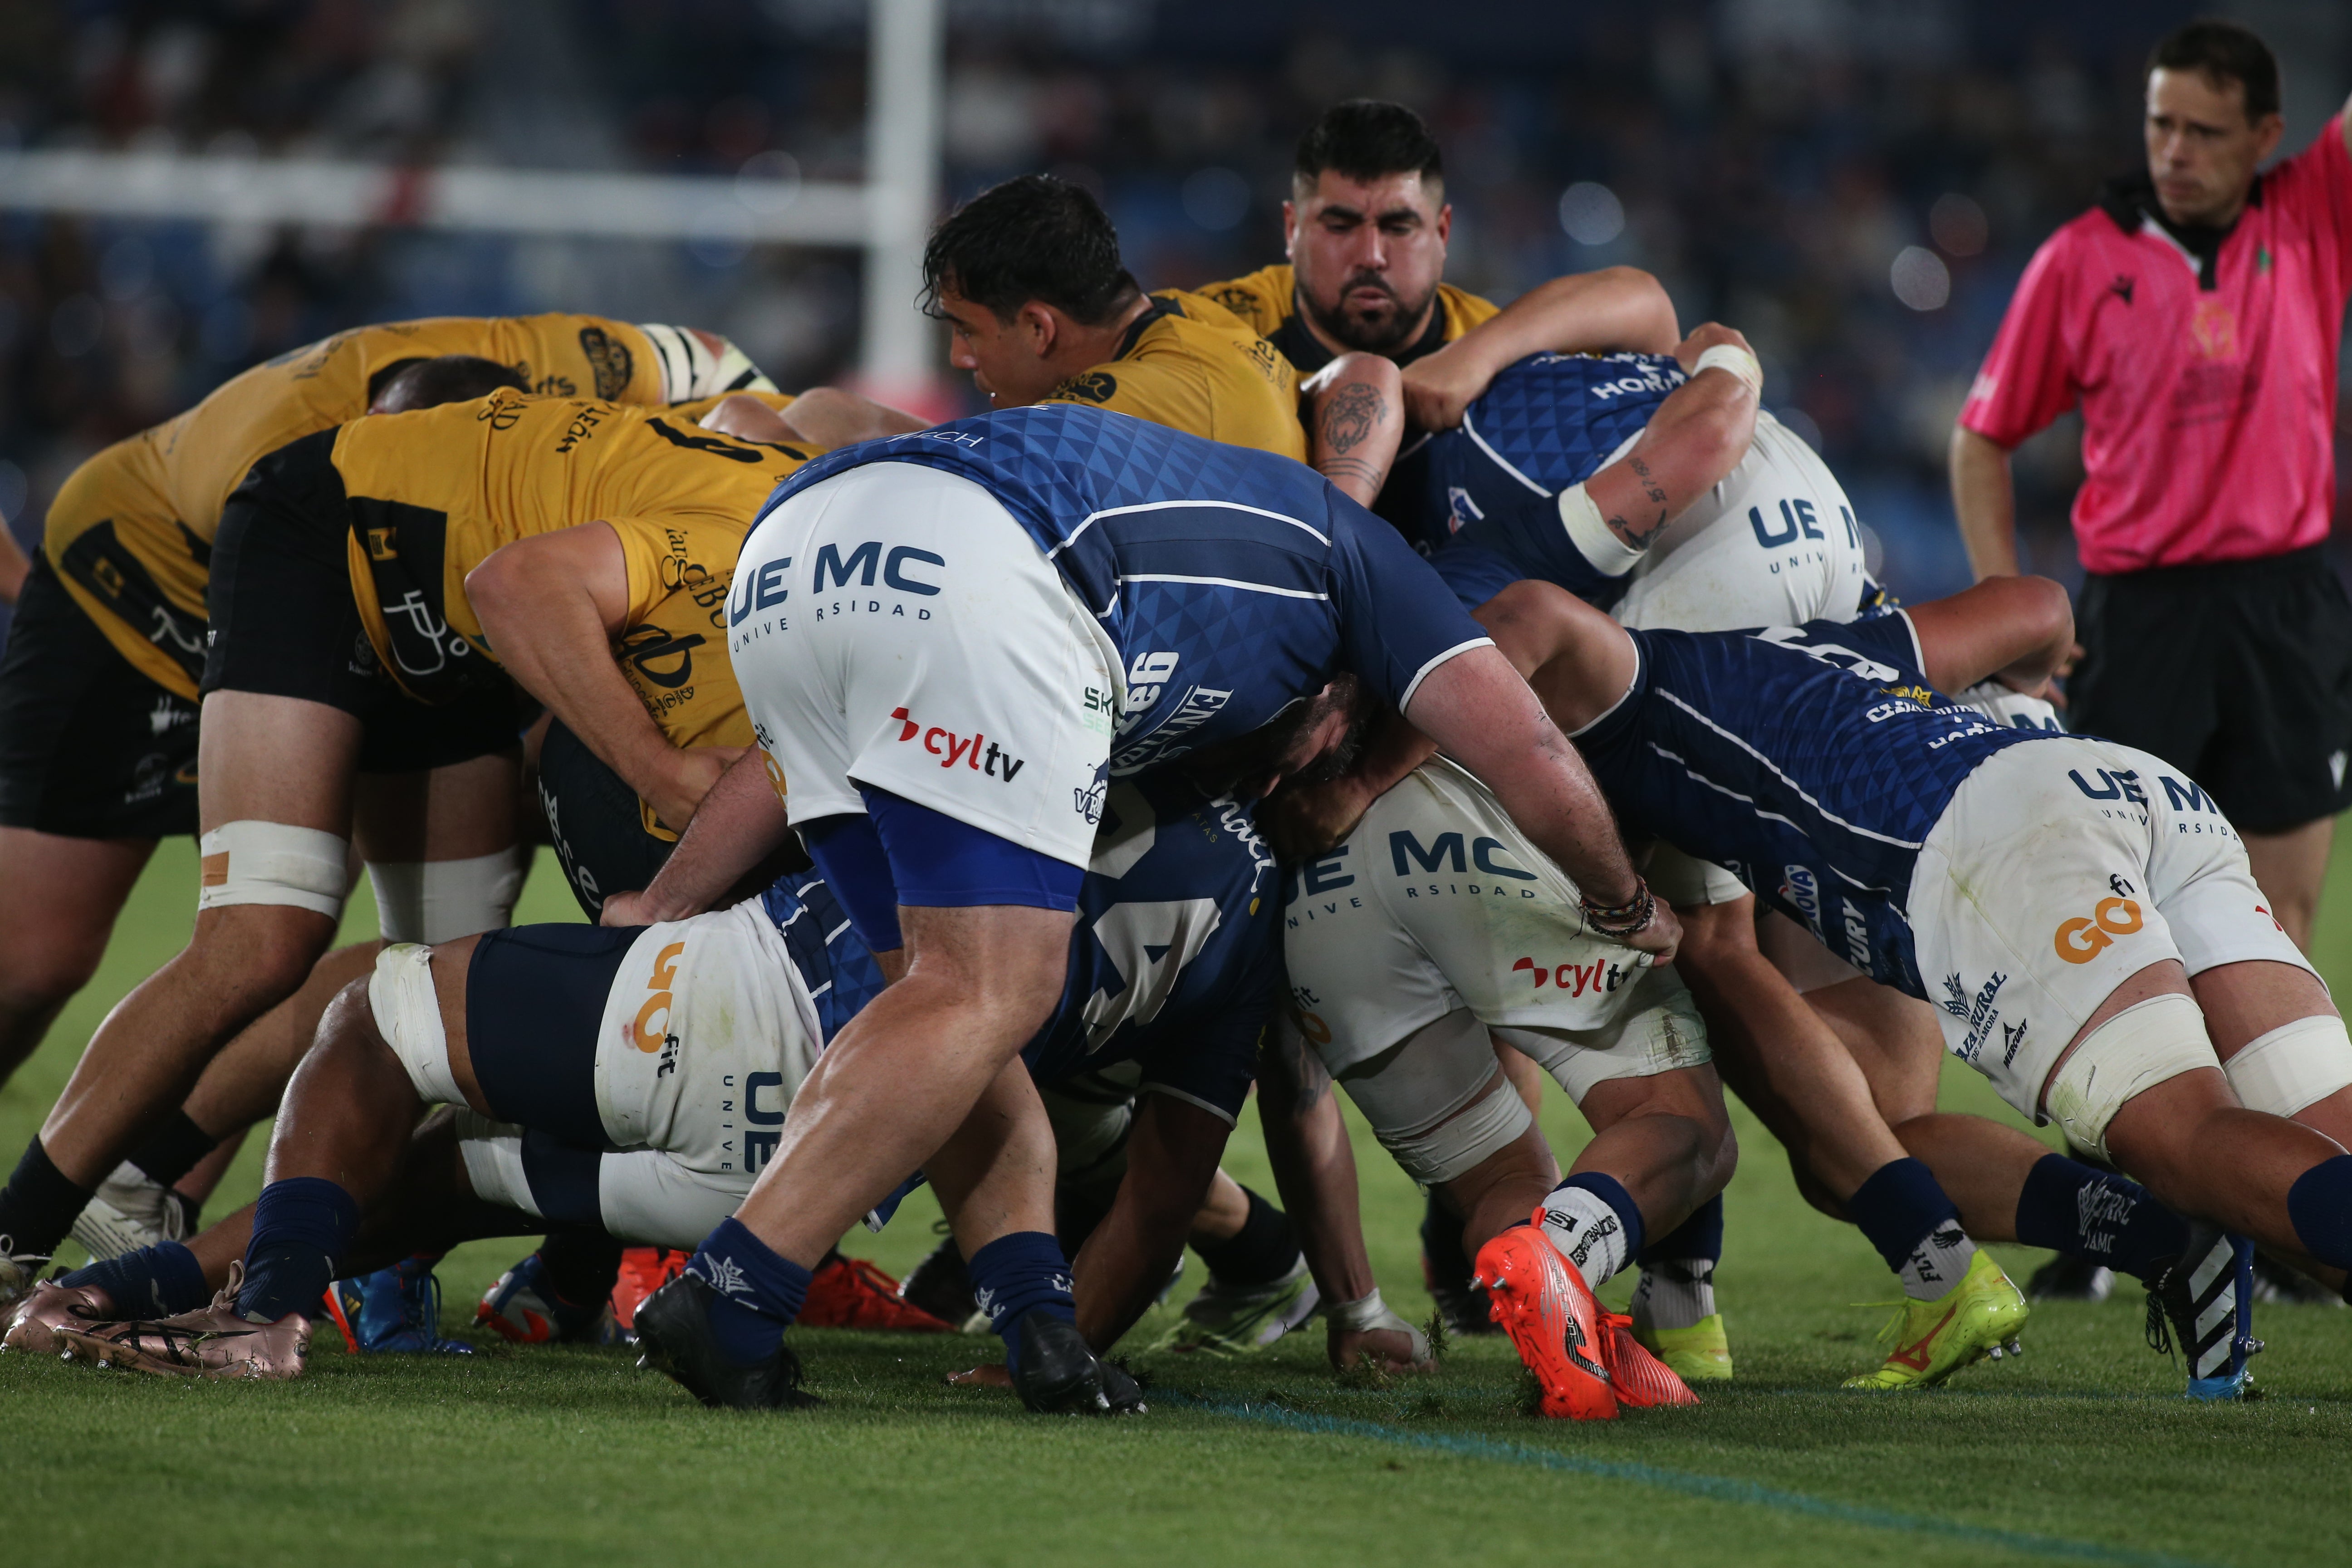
left=1577, top=612, right=2039, bottom=998
left=750, top=405, right=1489, bottom=779
left=1382, top=351, right=1685, bottom=557
left=757, top=774, right=1276, bottom=1116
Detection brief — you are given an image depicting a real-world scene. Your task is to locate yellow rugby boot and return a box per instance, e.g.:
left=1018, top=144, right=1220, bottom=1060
left=1842, top=1250, right=2028, bottom=1392
left=1632, top=1313, right=1734, bottom=1382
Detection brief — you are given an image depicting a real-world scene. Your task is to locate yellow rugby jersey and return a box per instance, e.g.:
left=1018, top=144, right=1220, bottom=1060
left=44, top=314, right=749, bottom=700
left=1038, top=289, right=1308, bottom=462
left=330, top=388, right=812, bottom=708
left=1197, top=263, right=1499, bottom=374
left=610, top=513, right=759, bottom=838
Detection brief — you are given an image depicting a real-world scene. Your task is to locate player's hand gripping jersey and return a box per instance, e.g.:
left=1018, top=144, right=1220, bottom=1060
left=1199, top=262, right=1500, bottom=374
left=44, top=315, right=770, bottom=701
left=424, top=773, right=1281, bottom=1243
left=735, top=404, right=1493, bottom=805
left=1038, top=289, right=1309, bottom=462
left=296, top=388, right=813, bottom=712
left=1404, top=352, right=1865, bottom=628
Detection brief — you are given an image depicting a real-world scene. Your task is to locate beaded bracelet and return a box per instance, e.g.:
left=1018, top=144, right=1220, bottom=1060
left=1581, top=878, right=1656, bottom=940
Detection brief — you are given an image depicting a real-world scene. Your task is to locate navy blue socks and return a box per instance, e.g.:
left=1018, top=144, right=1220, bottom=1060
left=2287, top=1155, right=2352, bottom=1271
left=1847, top=1157, right=1976, bottom=1301
left=966, top=1230, right=1077, bottom=1374
left=61, top=1240, right=211, bottom=1318
left=688, top=1216, right=812, bottom=1365
left=2013, top=1154, right=2189, bottom=1281
left=237, top=1176, right=360, bottom=1323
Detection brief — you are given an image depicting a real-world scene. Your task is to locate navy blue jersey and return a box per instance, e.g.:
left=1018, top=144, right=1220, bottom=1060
left=1380, top=352, right=1684, bottom=559
left=760, top=774, right=1276, bottom=1118
left=751, top=405, right=1491, bottom=780
left=1576, top=613, right=2041, bottom=997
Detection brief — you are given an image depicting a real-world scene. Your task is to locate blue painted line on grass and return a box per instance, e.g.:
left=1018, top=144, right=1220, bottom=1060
left=1178, top=1395, right=2214, bottom=1568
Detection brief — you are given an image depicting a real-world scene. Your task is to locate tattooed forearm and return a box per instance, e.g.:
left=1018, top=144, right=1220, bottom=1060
left=1627, top=454, right=1669, bottom=506
left=1319, top=382, right=1384, bottom=454
left=1609, top=509, right=1674, bottom=549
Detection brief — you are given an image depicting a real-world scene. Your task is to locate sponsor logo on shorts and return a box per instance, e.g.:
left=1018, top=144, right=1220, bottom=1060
left=631, top=940, right=686, bottom=1077
left=2053, top=896, right=2142, bottom=965
left=890, top=706, right=1026, bottom=781
left=1839, top=897, right=1871, bottom=971
left=2155, top=774, right=2237, bottom=838
left=1780, top=864, right=1823, bottom=931
left=2069, top=766, right=2146, bottom=805
left=1939, top=970, right=2009, bottom=1063
left=1444, top=486, right=1484, bottom=535
left=1081, top=683, right=1116, bottom=737
left=1074, top=761, right=1110, bottom=824
left=1511, top=956, right=1627, bottom=996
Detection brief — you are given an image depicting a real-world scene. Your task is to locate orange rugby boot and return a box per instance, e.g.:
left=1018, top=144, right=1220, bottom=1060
left=1472, top=1224, right=1617, bottom=1421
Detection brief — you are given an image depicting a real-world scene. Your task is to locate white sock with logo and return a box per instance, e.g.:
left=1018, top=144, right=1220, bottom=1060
left=1537, top=1186, right=1633, bottom=1293
left=1631, top=1259, right=1716, bottom=1332
left=1899, top=1223, right=1979, bottom=1302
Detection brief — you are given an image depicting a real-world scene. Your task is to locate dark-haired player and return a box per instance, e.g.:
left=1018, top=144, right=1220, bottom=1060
left=0, top=386, right=811, bottom=1304
left=921, top=174, right=1406, bottom=504
left=1201, top=100, right=1680, bottom=431
left=0, top=317, right=773, bottom=1281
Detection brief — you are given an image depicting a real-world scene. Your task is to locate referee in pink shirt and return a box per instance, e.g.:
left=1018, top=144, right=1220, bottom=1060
left=1953, top=19, right=2352, bottom=952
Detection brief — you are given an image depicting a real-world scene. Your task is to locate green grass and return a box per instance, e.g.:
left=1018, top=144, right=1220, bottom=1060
left=9, top=839, right=2352, bottom=1565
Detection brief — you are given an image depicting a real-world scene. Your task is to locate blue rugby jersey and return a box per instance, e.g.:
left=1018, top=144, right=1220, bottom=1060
left=759, top=773, right=1277, bottom=1118
left=746, top=404, right=1492, bottom=781
left=1381, top=351, right=1685, bottom=559
left=1576, top=612, right=2041, bottom=997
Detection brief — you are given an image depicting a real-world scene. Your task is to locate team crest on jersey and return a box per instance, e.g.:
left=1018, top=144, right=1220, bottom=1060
left=1050, top=370, right=1118, bottom=404
left=1877, top=683, right=1938, bottom=711
left=577, top=325, right=635, bottom=401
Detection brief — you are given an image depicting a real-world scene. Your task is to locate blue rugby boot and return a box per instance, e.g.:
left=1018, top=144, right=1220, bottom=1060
left=325, top=1253, right=475, bottom=1355
left=2146, top=1223, right=2260, bottom=1400
left=475, top=1251, right=609, bottom=1345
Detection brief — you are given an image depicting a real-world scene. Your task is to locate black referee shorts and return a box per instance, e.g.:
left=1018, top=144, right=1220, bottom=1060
left=203, top=430, right=519, bottom=774
left=2068, top=546, right=2352, bottom=834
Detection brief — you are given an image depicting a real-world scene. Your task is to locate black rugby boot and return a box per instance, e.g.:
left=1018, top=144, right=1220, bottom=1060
left=634, top=1273, right=819, bottom=1410
left=1009, top=1309, right=1146, bottom=1415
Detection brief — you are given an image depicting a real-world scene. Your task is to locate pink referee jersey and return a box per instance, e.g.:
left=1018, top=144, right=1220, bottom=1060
left=1960, top=116, right=2352, bottom=574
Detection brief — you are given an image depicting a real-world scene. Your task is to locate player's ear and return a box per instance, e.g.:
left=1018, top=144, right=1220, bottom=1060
left=1282, top=199, right=1299, bottom=253
left=1017, top=300, right=1058, bottom=359
left=1433, top=201, right=1452, bottom=246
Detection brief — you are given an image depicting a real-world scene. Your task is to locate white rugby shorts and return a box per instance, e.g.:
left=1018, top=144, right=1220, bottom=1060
left=1284, top=757, right=1708, bottom=1100
left=460, top=901, right=825, bottom=1247
left=1613, top=410, right=1867, bottom=634
left=1910, top=736, right=2314, bottom=1121
left=729, top=461, right=1122, bottom=868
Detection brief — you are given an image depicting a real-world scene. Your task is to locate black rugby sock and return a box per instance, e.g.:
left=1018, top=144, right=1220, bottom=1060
left=1421, top=1190, right=1476, bottom=1292
left=0, top=1137, right=96, bottom=1257
left=538, top=1227, right=626, bottom=1308
left=125, top=1109, right=220, bottom=1190
left=1194, top=1187, right=1300, bottom=1287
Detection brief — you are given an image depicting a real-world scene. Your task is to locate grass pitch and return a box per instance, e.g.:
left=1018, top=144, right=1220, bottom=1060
left=9, top=842, right=2352, bottom=1566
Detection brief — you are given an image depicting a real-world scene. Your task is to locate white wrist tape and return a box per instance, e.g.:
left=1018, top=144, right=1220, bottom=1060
left=368, top=942, right=465, bottom=1106
left=1327, top=1289, right=1435, bottom=1365
left=1558, top=482, right=1644, bottom=578
left=1692, top=343, right=1763, bottom=397
left=197, top=821, right=352, bottom=919
left=2225, top=1014, right=2352, bottom=1118
left=368, top=846, right=528, bottom=946
left=638, top=323, right=776, bottom=401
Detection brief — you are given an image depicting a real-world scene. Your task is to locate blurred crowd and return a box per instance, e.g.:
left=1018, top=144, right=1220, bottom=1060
left=3, top=0, right=2347, bottom=612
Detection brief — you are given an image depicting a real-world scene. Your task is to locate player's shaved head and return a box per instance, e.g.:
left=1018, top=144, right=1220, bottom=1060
left=370, top=355, right=531, bottom=415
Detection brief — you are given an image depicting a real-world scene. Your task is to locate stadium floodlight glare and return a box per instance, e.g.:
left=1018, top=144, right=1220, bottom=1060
left=0, top=0, right=946, bottom=389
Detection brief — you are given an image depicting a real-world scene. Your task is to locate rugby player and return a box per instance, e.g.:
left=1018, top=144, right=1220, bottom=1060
left=589, top=401, right=1671, bottom=1412
left=0, top=315, right=772, bottom=1281
left=0, top=387, right=814, bottom=1299
left=1276, top=757, right=1730, bottom=1417
left=921, top=174, right=1406, bottom=504
left=1200, top=100, right=1681, bottom=429
left=13, top=775, right=1282, bottom=1410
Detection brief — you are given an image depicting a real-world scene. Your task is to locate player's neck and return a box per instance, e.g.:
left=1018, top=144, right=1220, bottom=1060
left=1051, top=293, right=1154, bottom=374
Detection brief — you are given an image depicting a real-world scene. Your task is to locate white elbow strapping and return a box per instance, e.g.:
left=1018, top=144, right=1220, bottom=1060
left=196, top=821, right=352, bottom=919
left=1558, top=482, right=1644, bottom=578
left=639, top=323, right=775, bottom=401
left=367, top=846, right=527, bottom=946
left=2225, top=1014, right=2352, bottom=1117
left=368, top=942, right=465, bottom=1107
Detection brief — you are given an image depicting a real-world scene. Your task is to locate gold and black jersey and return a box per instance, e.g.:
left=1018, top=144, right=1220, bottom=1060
left=42, top=314, right=759, bottom=701
left=1196, top=263, right=1501, bottom=375
left=331, top=390, right=813, bottom=731
left=1037, top=289, right=1308, bottom=462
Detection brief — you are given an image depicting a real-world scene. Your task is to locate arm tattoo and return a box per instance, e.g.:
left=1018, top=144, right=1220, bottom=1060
left=1319, top=382, right=1385, bottom=454
left=1609, top=509, right=1673, bottom=549
left=1627, top=455, right=1669, bottom=505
